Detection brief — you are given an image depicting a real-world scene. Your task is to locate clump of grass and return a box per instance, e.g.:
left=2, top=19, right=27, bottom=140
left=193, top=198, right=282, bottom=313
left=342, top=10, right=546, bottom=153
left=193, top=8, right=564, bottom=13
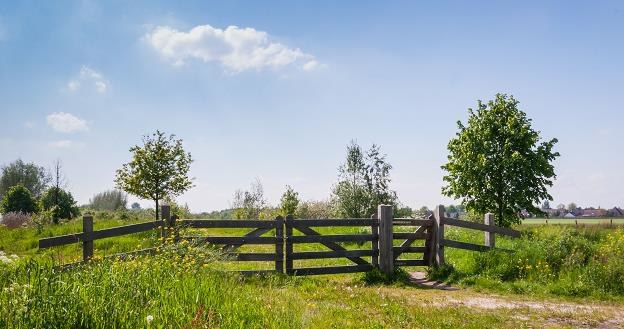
left=361, top=267, right=411, bottom=285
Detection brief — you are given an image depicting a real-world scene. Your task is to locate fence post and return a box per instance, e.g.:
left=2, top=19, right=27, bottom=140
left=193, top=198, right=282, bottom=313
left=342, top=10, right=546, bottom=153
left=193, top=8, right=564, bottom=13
left=275, top=216, right=284, bottom=274
left=161, top=204, right=170, bottom=239
left=285, top=215, right=294, bottom=275
left=371, top=213, right=379, bottom=268
left=484, top=213, right=495, bottom=249
left=433, top=205, right=445, bottom=266
left=83, top=215, right=94, bottom=262
left=378, top=204, right=394, bottom=275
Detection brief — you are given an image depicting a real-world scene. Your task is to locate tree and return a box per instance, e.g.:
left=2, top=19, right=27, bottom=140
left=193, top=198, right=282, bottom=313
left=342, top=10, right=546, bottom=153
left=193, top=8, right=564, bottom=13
left=542, top=200, right=551, bottom=210
left=567, top=203, right=577, bottom=211
left=115, top=131, right=194, bottom=222
left=1, top=185, right=38, bottom=214
left=332, top=141, right=398, bottom=218
left=279, top=185, right=300, bottom=217
left=40, top=187, right=80, bottom=222
left=296, top=200, right=333, bottom=219
left=232, top=179, right=266, bottom=219
left=89, top=190, right=128, bottom=210
left=0, top=159, right=50, bottom=200
left=556, top=203, right=565, bottom=210
left=131, top=202, right=141, bottom=210
left=442, top=94, right=559, bottom=227
left=414, top=206, right=430, bottom=218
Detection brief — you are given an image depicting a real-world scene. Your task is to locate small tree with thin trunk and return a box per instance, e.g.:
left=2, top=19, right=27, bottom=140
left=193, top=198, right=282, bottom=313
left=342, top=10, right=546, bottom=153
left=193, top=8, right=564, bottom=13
left=115, top=130, right=194, bottom=221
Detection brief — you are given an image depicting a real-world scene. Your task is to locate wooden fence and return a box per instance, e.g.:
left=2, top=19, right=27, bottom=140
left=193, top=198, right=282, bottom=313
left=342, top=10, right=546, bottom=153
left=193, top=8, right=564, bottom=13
left=38, top=204, right=521, bottom=275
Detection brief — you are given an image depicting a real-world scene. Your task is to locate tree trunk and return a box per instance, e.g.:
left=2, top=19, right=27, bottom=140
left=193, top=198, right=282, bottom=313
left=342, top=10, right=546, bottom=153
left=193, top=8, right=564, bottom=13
left=155, top=199, right=159, bottom=222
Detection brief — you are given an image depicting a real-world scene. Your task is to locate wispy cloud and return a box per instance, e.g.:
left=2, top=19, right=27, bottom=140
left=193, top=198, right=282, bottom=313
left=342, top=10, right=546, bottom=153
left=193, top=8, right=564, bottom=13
left=66, top=66, right=108, bottom=93
left=46, top=112, right=89, bottom=133
left=48, top=140, right=85, bottom=149
left=144, top=24, right=319, bottom=72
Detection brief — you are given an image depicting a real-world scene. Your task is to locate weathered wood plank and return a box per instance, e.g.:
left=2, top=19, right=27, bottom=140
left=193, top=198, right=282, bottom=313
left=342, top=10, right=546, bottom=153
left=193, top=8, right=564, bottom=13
left=371, top=213, right=379, bottom=267
left=378, top=205, right=394, bottom=275
left=180, top=219, right=277, bottom=229
left=285, top=215, right=294, bottom=275
left=442, top=218, right=521, bottom=238
left=289, top=234, right=373, bottom=243
left=293, top=226, right=370, bottom=265
left=441, top=239, right=490, bottom=252
left=394, top=259, right=427, bottom=267
left=392, top=232, right=427, bottom=240
left=275, top=216, right=284, bottom=273
left=39, top=221, right=163, bottom=248
left=290, top=249, right=375, bottom=260
left=392, top=219, right=433, bottom=227
left=223, top=227, right=272, bottom=252
left=291, top=219, right=377, bottom=227
left=392, top=246, right=427, bottom=254
left=82, top=215, right=94, bottom=261
left=393, top=225, right=429, bottom=260
left=291, top=264, right=374, bottom=276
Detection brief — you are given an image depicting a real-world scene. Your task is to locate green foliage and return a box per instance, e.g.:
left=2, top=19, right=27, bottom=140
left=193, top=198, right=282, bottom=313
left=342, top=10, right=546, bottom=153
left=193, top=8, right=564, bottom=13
left=439, top=226, right=624, bottom=298
left=0, top=159, right=50, bottom=200
left=442, top=94, right=559, bottom=227
left=232, top=179, right=266, bottom=219
left=279, top=185, right=300, bottom=217
left=1, top=185, right=38, bottom=214
left=332, top=141, right=398, bottom=218
left=115, top=130, right=194, bottom=221
left=89, top=190, right=128, bottom=211
left=361, top=267, right=411, bottom=285
left=39, top=187, right=80, bottom=223
left=296, top=200, right=333, bottom=219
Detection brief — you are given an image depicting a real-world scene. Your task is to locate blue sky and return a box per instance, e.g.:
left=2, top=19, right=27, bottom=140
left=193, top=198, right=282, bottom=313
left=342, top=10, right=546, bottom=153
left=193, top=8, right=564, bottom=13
left=1, top=1, right=623, bottom=211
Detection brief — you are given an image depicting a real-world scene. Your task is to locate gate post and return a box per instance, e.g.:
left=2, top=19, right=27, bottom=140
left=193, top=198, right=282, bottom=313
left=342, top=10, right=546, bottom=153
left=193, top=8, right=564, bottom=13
left=161, top=204, right=170, bottom=239
left=433, top=205, right=445, bottom=266
left=275, top=216, right=284, bottom=274
left=484, top=213, right=495, bottom=249
left=378, top=205, right=394, bottom=275
left=83, top=215, right=94, bottom=262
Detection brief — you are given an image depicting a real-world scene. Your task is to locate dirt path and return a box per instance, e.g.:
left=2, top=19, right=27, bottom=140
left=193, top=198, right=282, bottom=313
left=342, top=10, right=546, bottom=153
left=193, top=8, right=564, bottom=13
left=406, top=272, right=624, bottom=328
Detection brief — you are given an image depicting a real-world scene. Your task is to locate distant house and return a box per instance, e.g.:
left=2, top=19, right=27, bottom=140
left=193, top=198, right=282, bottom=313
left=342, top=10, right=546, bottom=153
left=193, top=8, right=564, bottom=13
left=564, top=213, right=576, bottom=218
left=609, top=207, right=624, bottom=217
left=582, top=208, right=608, bottom=217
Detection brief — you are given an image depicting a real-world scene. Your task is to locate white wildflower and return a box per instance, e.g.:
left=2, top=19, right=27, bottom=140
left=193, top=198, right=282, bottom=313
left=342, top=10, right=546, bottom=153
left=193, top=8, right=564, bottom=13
left=146, top=315, right=154, bottom=323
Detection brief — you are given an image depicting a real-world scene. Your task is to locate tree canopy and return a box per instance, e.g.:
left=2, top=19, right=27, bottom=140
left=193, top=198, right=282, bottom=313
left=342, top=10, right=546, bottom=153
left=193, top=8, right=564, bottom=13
left=332, top=141, right=398, bottom=218
left=115, top=130, right=194, bottom=221
left=232, top=179, right=266, bottom=219
left=279, top=185, right=300, bottom=217
left=1, top=185, right=38, bottom=214
left=0, top=159, right=50, bottom=200
left=89, top=190, right=128, bottom=211
left=40, top=187, right=80, bottom=222
left=442, top=94, right=559, bottom=227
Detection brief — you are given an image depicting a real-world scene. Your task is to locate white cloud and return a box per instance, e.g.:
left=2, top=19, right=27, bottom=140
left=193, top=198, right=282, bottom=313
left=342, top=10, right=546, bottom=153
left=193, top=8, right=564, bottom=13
left=46, top=112, right=89, bottom=133
left=66, top=66, right=108, bottom=93
left=145, top=24, right=319, bottom=72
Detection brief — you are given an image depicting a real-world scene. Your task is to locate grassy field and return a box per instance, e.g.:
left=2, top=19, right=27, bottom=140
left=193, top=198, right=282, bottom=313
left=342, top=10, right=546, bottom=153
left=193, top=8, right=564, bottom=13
left=2, top=216, right=624, bottom=328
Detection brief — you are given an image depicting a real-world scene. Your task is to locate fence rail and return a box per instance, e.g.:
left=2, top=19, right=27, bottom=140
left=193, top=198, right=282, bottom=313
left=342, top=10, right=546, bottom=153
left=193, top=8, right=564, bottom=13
left=38, top=204, right=522, bottom=275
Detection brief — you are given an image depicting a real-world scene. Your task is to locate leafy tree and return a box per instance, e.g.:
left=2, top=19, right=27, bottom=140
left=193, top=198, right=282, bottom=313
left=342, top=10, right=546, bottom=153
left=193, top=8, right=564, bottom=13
left=89, top=190, right=128, bottom=210
left=0, top=159, right=50, bottom=200
left=279, top=185, right=300, bottom=217
left=556, top=203, right=565, bottom=210
left=414, top=206, right=430, bottom=218
left=232, top=179, right=266, bottom=219
left=1, top=185, right=38, bottom=214
left=40, top=187, right=80, bottom=222
left=115, top=130, right=194, bottom=222
left=332, top=141, right=397, bottom=218
left=131, top=202, right=141, bottom=210
left=442, top=94, right=559, bottom=227
left=567, top=203, right=577, bottom=211
left=296, top=200, right=333, bottom=219
left=395, top=206, right=413, bottom=218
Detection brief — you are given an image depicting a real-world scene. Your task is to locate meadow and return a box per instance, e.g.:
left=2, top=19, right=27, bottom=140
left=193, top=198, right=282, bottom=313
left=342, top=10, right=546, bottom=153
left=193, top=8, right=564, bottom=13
left=1, top=214, right=624, bottom=328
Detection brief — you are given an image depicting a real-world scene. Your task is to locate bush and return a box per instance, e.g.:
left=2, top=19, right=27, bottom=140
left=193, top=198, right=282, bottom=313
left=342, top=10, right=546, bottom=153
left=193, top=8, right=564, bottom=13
left=39, top=187, right=80, bottom=223
left=89, top=190, right=128, bottom=211
left=0, top=185, right=38, bottom=214
left=0, top=211, right=31, bottom=228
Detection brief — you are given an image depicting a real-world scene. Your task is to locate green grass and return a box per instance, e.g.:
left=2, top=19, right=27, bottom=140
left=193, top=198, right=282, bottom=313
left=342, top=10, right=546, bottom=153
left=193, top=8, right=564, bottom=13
left=523, top=217, right=624, bottom=225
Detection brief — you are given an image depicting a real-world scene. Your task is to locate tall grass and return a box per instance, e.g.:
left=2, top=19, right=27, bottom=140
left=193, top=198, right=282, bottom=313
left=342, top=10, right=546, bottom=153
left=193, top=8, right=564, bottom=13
left=430, top=225, right=624, bottom=299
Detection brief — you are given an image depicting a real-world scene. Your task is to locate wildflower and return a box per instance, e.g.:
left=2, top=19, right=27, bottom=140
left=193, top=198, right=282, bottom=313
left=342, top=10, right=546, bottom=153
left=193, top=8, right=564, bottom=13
left=146, top=315, right=154, bottom=323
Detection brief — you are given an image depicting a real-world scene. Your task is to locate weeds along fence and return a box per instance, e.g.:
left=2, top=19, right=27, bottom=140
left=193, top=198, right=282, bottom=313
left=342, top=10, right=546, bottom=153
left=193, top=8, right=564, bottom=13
left=38, top=205, right=521, bottom=275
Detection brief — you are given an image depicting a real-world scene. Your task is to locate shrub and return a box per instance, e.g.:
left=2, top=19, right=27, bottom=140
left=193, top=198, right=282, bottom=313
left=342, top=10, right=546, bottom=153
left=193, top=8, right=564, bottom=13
left=0, top=185, right=37, bottom=214
left=89, top=190, right=128, bottom=211
left=39, top=187, right=80, bottom=223
left=362, top=267, right=411, bottom=285
left=0, top=211, right=31, bottom=228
